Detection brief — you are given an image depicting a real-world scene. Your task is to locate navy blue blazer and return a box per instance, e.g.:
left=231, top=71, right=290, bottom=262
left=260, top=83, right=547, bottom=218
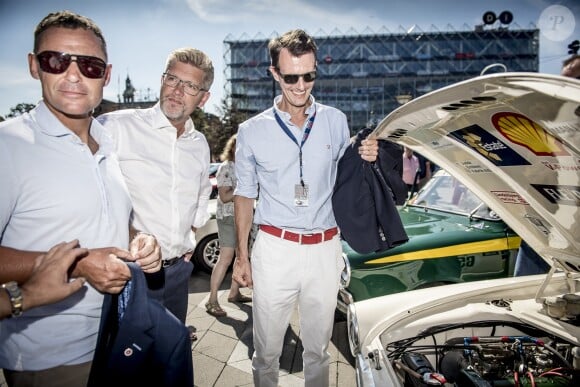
left=333, top=128, right=408, bottom=254
left=88, top=263, right=193, bottom=387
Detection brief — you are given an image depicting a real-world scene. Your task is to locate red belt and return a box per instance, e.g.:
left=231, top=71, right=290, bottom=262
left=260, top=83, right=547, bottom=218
left=259, top=225, right=338, bottom=245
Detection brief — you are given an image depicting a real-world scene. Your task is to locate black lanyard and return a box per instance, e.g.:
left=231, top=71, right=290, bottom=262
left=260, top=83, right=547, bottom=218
left=274, top=108, right=316, bottom=187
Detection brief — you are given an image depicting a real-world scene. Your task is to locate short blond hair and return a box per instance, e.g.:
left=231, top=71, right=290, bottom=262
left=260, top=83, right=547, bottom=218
left=165, top=47, right=214, bottom=90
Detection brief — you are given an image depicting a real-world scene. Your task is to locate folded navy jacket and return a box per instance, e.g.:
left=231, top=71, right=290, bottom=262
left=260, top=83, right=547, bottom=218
left=333, top=128, right=408, bottom=254
left=88, top=262, right=193, bottom=387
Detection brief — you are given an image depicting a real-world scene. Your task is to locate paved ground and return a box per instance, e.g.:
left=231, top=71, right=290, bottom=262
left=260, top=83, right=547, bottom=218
left=0, top=269, right=356, bottom=387
left=186, top=269, right=356, bottom=386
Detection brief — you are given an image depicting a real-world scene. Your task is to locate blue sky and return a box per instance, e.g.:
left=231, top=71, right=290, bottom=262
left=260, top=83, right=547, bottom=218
left=0, top=0, right=578, bottom=117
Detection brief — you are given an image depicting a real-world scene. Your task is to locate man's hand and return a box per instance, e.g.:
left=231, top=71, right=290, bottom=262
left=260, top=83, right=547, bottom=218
left=232, top=254, right=253, bottom=289
left=130, top=233, right=161, bottom=273
left=20, top=240, right=87, bottom=311
left=359, top=138, right=379, bottom=162
left=73, top=247, right=132, bottom=294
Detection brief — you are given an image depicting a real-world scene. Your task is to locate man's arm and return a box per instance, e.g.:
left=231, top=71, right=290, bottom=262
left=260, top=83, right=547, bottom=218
left=232, top=195, right=255, bottom=288
left=1, top=241, right=87, bottom=320
left=1, top=244, right=133, bottom=294
left=0, top=246, right=41, bottom=284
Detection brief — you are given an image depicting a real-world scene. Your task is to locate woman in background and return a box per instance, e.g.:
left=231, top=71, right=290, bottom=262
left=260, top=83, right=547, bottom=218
left=206, top=134, right=251, bottom=317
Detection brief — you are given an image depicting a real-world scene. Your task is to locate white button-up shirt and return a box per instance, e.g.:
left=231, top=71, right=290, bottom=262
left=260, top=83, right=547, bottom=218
left=98, top=103, right=211, bottom=259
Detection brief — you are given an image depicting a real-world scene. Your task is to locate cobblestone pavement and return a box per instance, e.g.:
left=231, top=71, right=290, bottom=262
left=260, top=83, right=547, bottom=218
left=187, top=270, right=356, bottom=387
left=0, top=269, right=356, bottom=387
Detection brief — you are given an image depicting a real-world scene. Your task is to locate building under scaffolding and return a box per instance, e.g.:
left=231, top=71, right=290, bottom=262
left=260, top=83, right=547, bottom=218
left=224, top=25, right=539, bottom=131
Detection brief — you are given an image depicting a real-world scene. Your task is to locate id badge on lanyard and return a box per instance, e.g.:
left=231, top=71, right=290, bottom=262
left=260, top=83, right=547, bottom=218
left=274, top=108, right=316, bottom=207
left=294, top=183, right=309, bottom=207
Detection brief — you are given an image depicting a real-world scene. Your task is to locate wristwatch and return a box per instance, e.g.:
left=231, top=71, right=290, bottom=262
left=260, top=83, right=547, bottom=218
left=1, top=281, right=23, bottom=317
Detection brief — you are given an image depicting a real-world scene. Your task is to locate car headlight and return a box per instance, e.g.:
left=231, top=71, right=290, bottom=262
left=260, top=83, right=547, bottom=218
left=347, top=302, right=361, bottom=356
left=340, top=252, right=351, bottom=289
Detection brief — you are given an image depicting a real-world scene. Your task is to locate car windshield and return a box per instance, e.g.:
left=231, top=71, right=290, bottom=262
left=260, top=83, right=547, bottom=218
left=409, top=170, right=499, bottom=221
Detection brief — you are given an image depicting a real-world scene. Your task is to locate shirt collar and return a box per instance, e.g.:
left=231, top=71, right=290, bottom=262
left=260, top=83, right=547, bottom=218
left=31, top=100, right=114, bottom=156
left=272, top=95, right=316, bottom=121
left=151, top=102, right=196, bottom=138
left=34, top=101, right=76, bottom=138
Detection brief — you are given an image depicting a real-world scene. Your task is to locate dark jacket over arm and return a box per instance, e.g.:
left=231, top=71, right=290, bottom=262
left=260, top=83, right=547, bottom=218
left=332, top=128, right=408, bottom=254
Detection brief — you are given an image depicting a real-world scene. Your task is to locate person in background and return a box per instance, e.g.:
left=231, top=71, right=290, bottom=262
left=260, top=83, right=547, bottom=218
left=415, top=151, right=438, bottom=189
left=561, top=54, right=580, bottom=79
left=415, top=152, right=431, bottom=189
left=0, top=11, right=160, bottom=387
left=0, top=241, right=87, bottom=321
left=205, top=134, right=252, bottom=318
left=97, top=47, right=214, bottom=341
left=402, top=146, right=420, bottom=193
left=233, top=29, right=378, bottom=387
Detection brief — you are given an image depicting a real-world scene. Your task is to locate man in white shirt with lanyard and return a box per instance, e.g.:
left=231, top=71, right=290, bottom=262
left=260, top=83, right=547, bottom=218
left=233, top=29, right=378, bottom=387
left=98, top=48, right=213, bottom=332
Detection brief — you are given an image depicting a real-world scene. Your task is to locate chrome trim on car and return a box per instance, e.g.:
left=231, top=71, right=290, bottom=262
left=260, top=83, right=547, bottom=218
left=355, top=352, right=376, bottom=387
left=347, top=303, right=361, bottom=356
left=340, top=252, right=351, bottom=289
left=337, top=288, right=354, bottom=315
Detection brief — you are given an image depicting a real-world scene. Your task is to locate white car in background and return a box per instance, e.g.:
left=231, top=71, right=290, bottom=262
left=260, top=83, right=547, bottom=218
left=192, top=199, right=258, bottom=273
left=347, top=73, right=580, bottom=387
left=193, top=199, right=219, bottom=273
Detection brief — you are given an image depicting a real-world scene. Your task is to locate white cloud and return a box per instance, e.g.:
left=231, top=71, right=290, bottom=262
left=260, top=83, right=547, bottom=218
left=185, top=0, right=371, bottom=29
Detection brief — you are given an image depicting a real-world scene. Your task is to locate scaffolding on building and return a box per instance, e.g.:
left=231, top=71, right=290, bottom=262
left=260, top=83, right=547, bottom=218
left=223, top=23, right=539, bottom=131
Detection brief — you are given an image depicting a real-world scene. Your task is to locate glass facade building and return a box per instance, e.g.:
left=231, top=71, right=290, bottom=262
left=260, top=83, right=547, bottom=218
left=224, top=27, right=539, bottom=132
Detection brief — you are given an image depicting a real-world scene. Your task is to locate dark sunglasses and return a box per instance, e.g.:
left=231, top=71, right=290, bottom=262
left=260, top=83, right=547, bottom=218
left=36, top=51, right=107, bottom=79
left=276, top=69, right=317, bottom=84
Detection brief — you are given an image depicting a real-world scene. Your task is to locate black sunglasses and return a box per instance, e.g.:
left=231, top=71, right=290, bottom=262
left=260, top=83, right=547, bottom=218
left=36, top=51, right=107, bottom=79
left=276, top=69, right=317, bottom=84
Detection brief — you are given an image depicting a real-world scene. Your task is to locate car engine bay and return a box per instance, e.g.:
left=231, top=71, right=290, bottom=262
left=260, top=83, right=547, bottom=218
left=387, top=318, right=578, bottom=386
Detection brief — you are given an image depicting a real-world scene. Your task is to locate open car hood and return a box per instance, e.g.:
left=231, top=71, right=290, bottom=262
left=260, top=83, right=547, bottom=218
left=372, top=72, right=580, bottom=273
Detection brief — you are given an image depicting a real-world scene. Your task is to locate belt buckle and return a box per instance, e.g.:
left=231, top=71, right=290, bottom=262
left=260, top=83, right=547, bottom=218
left=163, top=257, right=179, bottom=268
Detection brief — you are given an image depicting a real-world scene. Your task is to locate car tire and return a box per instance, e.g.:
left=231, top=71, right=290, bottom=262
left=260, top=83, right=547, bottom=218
left=193, top=234, right=220, bottom=274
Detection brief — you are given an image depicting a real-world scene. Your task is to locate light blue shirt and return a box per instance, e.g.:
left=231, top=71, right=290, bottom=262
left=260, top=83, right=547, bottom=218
left=0, top=101, right=132, bottom=370
left=235, top=96, right=350, bottom=232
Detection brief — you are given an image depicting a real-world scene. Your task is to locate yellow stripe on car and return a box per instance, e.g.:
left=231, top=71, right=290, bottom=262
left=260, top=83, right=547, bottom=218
left=366, top=236, right=521, bottom=265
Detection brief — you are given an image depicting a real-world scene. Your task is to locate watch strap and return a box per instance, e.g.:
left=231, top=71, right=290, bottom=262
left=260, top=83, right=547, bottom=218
left=2, top=281, right=23, bottom=317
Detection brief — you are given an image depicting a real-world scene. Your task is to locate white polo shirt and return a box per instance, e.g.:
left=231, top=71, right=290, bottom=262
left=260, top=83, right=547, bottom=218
left=0, top=101, right=132, bottom=370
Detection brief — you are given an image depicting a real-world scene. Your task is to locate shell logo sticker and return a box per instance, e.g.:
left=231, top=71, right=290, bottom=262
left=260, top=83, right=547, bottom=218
left=492, top=112, right=568, bottom=156
left=448, top=124, right=530, bottom=166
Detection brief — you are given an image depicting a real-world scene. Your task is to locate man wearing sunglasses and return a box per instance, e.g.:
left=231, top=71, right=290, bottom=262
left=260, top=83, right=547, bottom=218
left=233, top=29, right=378, bottom=387
left=97, top=48, right=214, bottom=338
left=0, top=11, right=161, bottom=387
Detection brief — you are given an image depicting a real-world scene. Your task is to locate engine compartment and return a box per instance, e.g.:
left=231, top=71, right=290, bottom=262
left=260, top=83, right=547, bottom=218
left=387, top=320, right=579, bottom=386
